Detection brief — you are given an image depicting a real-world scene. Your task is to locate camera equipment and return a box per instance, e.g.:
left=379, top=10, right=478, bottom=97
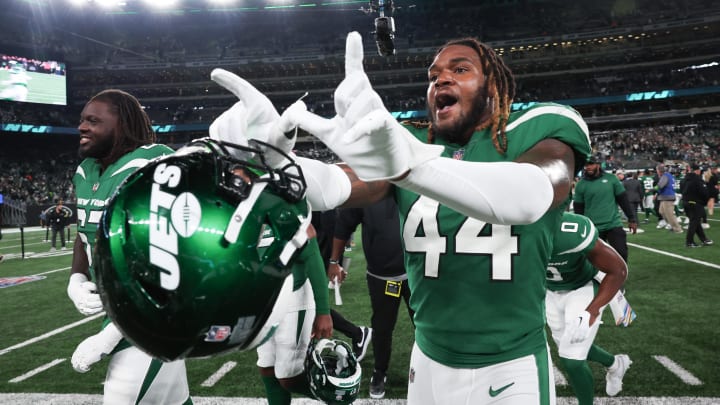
left=374, top=16, right=396, bottom=56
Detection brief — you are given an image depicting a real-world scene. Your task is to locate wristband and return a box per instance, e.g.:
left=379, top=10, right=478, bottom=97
left=329, top=259, right=340, bottom=265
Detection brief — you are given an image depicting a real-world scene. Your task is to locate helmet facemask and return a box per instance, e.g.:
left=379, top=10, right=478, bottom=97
left=94, top=137, right=312, bottom=361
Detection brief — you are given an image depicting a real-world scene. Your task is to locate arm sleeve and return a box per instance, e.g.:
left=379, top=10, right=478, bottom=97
left=300, top=238, right=330, bottom=315
left=393, top=157, right=553, bottom=225
left=295, top=156, right=351, bottom=211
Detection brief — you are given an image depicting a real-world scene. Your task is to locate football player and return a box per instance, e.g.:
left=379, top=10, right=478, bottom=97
left=545, top=212, right=632, bottom=404
left=255, top=220, right=334, bottom=404
left=208, top=31, right=592, bottom=404
left=68, top=89, right=192, bottom=404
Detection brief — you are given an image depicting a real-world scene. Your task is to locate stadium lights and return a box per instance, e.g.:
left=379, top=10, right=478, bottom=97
left=142, top=0, right=178, bottom=8
left=67, top=0, right=126, bottom=6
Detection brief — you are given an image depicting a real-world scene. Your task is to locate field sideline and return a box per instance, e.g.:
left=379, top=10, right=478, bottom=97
left=1, top=221, right=719, bottom=404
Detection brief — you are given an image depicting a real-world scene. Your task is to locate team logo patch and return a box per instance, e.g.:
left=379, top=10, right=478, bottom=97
left=408, top=367, right=415, bottom=383
left=170, top=192, right=202, bottom=237
left=0, top=275, right=46, bottom=289
left=205, top=325, right=232, bottom=342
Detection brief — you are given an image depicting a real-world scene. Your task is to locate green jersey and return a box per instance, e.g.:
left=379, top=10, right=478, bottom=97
left=546, top=212, right=599, bottom=291
left=573, top=171, right=626, bottom=232
left=396, top=103, right=591, bottom=367
left=73, top=144, right=173, bottom=278
left=640, top=175, right=655, bottom=197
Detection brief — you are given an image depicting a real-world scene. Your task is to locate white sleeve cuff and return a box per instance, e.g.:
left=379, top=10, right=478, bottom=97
left=295, top=156, right=351, bottom=211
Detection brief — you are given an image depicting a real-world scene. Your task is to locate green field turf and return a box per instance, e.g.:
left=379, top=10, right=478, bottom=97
left=0, top=216, right=719, bottom=403
left=0, top=70, right=66, bottom=105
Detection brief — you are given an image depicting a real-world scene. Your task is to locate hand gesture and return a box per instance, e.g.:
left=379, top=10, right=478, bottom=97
left=281, top=32, right=442, bottom=181
left=209, top=68, right=301, bottom=166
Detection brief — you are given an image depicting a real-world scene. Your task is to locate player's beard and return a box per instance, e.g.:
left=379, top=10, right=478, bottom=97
left=584, top=165, right=601, bottom=179
left=79, top=131, right=115, bottom=160
left=429, top=86, right=488, bottom=145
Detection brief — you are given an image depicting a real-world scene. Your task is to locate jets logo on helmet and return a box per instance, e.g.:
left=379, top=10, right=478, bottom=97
left=94, top=138, right=311, bottom=361
left=305, top=339, right=362, bottom=404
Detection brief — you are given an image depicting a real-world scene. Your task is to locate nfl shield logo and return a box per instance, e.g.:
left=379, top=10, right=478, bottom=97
left=452, top=149, right=465, bottom=160
left=92, top=183, right=100, bottom=192
left=205, top=325, right=231, bottom=342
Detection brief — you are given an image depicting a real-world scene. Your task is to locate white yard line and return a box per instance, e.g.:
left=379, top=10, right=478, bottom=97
left=553, top=365, right=568, bottom=386
left=9, top=359, right=66, bottom=383
left=200, top=361, right=238, bottom=387
left=652, top=355, right=704, bottom=386
left=0, top=313, right=104, bottom=356
left=628, top=242, right=720, bottom=270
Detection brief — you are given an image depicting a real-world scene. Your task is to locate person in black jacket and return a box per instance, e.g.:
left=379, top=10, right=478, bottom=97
left=329, top=196, right=414, bottom=399
left=622, top=171, right=644, bottom=223
left=47, top=200, right=69, bottom=251
left=681, top=164, right=712, bottom=247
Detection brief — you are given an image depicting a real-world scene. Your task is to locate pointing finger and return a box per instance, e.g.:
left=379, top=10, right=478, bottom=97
left=211, top=68, right=265, bottom=103
left=344, top=31, right=365, bottom=77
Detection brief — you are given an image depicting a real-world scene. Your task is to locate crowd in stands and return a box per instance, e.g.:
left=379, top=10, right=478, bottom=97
left=2, top=0, right=720, bottom=208
left=1, top=121, right=717, bottom=208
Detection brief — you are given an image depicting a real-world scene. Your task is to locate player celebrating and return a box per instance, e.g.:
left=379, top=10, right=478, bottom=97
left=545, top=212, right=632, bottom=404
left=208, top=32, right=591, bottom=404
left=255, top=223, right=335, bottom=405
left=67, top=89, right=192, bottom=404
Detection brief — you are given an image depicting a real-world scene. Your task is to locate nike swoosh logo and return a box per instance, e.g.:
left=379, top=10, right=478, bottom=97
left=489, top=382, right=515, bottom=397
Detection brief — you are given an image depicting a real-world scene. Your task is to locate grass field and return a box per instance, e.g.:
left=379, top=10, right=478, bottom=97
left=1, top=215, right=719, bottom=404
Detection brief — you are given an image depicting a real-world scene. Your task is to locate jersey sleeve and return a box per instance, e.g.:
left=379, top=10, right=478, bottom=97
left=512, top=103, right=592, bottom=170
left=296, top=238, right=330, bottom=315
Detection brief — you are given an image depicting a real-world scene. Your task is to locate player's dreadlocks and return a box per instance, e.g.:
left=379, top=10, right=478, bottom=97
left=428, top=38, right=516, bottom=155
left=90, top=89, right=156, bottom=166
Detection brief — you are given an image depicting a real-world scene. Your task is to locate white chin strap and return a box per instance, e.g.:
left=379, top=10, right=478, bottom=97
left=224, top=179, right=268, bottom=244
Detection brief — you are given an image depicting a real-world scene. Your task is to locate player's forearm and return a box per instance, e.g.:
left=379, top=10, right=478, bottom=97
left=586, top=241, right=628, bottom=317
left=393, top=157, right=554, bottom=225
left=71, top=234, right=90, bottom=277
left=330, top=238, right=347, bottom=263
left=294, top=157, right=391, bottom=210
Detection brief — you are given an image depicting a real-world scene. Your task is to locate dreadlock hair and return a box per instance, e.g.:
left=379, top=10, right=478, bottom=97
left=89, top=89, right=156, bottom=166
left=427, top=38, right=516, bottom=155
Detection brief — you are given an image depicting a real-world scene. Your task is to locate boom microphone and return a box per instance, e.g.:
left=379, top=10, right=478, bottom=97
left=374, top=16, right=396, bottom=56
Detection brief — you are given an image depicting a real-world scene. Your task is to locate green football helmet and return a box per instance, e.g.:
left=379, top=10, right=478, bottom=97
left=94, top=137, right=311, bottom=361
left=305, top=339, right=362, bottom=405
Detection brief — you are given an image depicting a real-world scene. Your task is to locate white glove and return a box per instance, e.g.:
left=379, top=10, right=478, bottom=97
left=67, top=273, right=103, bottom=316
left=71, top=323, right=123, bottom=373
left=281, top=32, right=443, bottom=181
left=209, top=68, right=300, bottom=166
left=564, top=310, right=593, bottom=344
